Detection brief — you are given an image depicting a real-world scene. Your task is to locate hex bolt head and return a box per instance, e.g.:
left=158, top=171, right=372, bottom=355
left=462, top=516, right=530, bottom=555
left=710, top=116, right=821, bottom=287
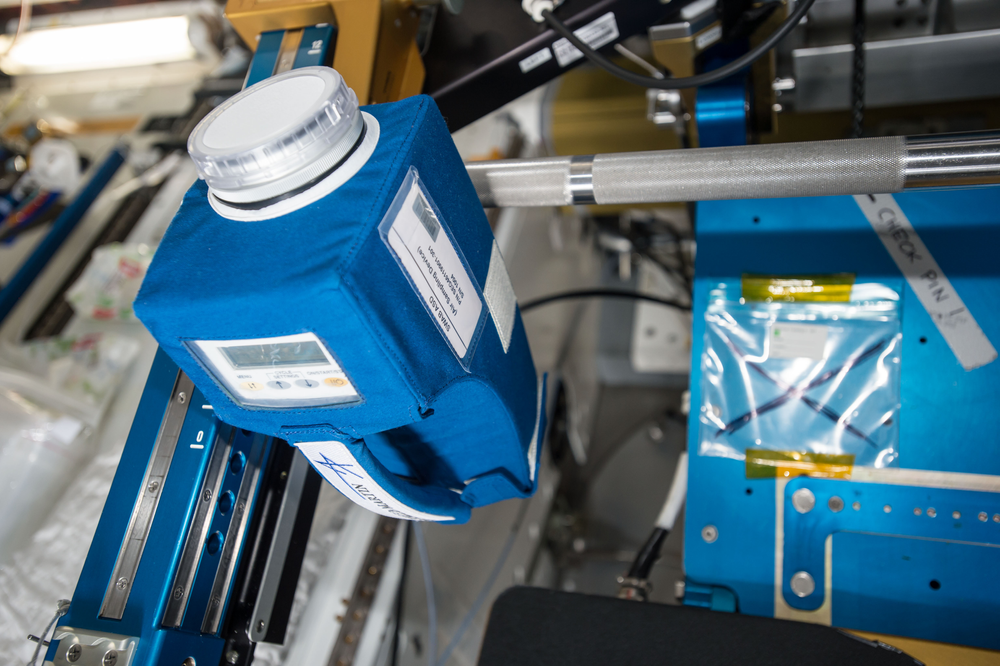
left=828, top=496, right=844, bottom=513
left=790, top=571, right=815, bottom=598
left=103, top=649, right=118, bottom=666
left=792, top=488, right=816, bottom=514
left=67, top=644, right=82, bottom=663
left=701, top=525, right=718, bottom=543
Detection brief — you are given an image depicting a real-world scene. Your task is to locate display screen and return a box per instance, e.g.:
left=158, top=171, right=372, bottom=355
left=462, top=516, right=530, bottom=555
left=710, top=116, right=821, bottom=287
left=221, top=341, right=330, bottom=369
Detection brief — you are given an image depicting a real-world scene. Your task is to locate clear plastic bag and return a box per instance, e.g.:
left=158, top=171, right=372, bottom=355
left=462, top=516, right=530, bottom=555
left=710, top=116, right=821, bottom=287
left=699, top=282, right=902, bottom=468
left=66, top=242, right=154, bottom=321
left=0, top=387, right=92, bottom=566
left=9, top=332, right=140, bottom=416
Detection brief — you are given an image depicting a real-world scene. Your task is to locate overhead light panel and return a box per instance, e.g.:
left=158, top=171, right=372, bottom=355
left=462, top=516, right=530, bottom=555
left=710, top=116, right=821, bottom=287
left=0, top=15, right=200, bottom=75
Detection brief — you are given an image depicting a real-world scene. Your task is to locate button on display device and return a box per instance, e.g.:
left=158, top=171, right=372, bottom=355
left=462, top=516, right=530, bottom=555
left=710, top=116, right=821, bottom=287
left=188, top=332, right=360, bottom=409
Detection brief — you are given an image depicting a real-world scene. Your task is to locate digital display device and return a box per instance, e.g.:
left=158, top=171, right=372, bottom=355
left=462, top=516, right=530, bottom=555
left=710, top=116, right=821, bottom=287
left=221, top=341, right=330, bottom=369
left=187, top=333, right=360, bottom=409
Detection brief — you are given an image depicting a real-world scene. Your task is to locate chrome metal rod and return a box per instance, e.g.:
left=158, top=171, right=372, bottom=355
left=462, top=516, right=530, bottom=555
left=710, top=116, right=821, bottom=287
left=466, top=133, right=1000, bottom=208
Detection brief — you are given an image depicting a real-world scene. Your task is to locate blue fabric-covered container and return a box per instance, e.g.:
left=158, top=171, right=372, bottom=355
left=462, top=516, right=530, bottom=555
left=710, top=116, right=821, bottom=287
left=136, top=95, right=544, bottom=523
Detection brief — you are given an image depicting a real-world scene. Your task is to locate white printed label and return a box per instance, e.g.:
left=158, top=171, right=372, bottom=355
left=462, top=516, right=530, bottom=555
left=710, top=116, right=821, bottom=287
left=695, top=24, right=723, bottom=51
left=299, top=440, right=454, bottom=521
left=386, top=179, right=483, bottom=358
left=484, top=241, right=517, bottom=353
left=552, top=12, right=620, bottom=67
left=768, top=323, right=829, bottom=360
left=854, top=194, right=997, bottom=371
left=519, top=47, right=552, bottom=73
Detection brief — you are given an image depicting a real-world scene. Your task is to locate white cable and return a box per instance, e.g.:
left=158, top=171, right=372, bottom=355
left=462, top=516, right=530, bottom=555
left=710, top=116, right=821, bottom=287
left=27, top=598, right=69, bottom=666
left=654, top=451, right=688, bottom=531
left=613, top=44, right=665, bottom=80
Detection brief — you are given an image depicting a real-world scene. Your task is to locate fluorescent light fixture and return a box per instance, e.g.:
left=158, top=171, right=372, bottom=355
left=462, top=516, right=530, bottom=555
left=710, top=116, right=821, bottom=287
left=0, top=15, right=199, bottom=75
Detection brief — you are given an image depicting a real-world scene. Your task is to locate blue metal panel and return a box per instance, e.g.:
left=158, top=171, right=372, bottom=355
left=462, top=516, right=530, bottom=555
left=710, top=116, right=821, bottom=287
left=781, top=476, right=1000, bottom=617
left=695, top=77, right=747, bottom=148
left=832, top=532, right=1000, bottom=649
left=54, top=349, right=225, bottom=662
left=244, top=30, right=284, bottom=88
left=293, top=24, right=336, bottom=69
left=685, top=186, right=1000, bottom=645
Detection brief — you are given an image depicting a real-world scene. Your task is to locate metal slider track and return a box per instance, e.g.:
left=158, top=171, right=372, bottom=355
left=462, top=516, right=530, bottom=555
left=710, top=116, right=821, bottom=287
left=202, top=433, right=269, bottom=634
left=162, top=427, right=235, bottom=627
left=100, top=372, right=194, bottom=620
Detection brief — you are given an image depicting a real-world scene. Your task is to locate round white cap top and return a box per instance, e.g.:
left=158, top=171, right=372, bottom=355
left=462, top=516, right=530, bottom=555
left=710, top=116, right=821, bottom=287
left=188, top=66, right=362, bottom=203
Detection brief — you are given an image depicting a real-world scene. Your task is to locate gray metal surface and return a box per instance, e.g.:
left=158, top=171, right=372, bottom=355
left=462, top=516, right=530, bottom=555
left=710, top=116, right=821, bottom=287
left=466, top=156, right=570, bottom=207
left=567, top=155, right=596, bottom=206
left=201, top=434, right=268, bottom=634
left=249, top=451, right=313, bottom=642
left=327, top=517, right=400, bottom=666
left=905, top=133, right=1000, bottom=187
left=51, top=630, right=137, bottom=666
left=162, top=427, right=235, bottom=628
left=100, top=372, right=194, bottom=620
left=468, top=137, right=909, bottom=207
left=792, top=29, right=1000, bottom=112
left=467, top=133, right=1000, bottom=207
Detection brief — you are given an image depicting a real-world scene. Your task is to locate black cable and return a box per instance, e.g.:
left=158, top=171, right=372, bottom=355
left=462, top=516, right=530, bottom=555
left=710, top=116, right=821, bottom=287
left=850, top=0, right=866, bottom=138
left=520, top=288, right=693, bottom=313
left=540, top=0, right=817, bottom=91
left=626, top=527, right=668, bottom=581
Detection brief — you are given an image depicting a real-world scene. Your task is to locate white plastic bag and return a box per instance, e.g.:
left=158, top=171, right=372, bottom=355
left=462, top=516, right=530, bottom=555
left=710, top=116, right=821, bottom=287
left=66, top=243, right=154, bottom=321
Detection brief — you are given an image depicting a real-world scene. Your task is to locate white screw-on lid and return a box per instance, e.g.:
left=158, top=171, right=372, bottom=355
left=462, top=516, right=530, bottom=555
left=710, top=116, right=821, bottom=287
left=188, top=66, right=362, bottom=204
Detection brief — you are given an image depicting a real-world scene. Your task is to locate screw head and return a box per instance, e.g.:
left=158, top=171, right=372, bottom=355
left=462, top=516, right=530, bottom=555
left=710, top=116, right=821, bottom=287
left=701, top=525, right=718, bottom=543
left=827, top=496, right=844, bottom=513
left=116, top=577, right=128, bottom=590
left=952, top=510, right=961, bottom=520
left=979, top=512, right=988, bottom=522
left=147, top=479, right=160, bottom=493
left=103, top=649, right=118, bottom=666
left=173, top=585, right=184, bottom=600
left=225, top=649, right=239, bottom=664
left=67, top=644, right=82, bottom=662
left=257, top=620, right=265, bottom=632
left=183, top=659, right=196, bottom=666
left=790, top=571, right=815, bottom=598
left=202, top=489, right=213, bottom=502
left=237, top=500, right=246, bottom=514
left=927, top=507, right=937, bottom=518
left=884, top=505, right=892, bottom=513
left=792, top=488, right=816, bottom=514
left=177, top=392, right=187, bottom=404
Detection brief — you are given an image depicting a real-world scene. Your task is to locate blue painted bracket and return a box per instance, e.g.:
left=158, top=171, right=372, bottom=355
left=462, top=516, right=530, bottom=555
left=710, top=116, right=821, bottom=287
left=781, top=476, right=1000, bottom=612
